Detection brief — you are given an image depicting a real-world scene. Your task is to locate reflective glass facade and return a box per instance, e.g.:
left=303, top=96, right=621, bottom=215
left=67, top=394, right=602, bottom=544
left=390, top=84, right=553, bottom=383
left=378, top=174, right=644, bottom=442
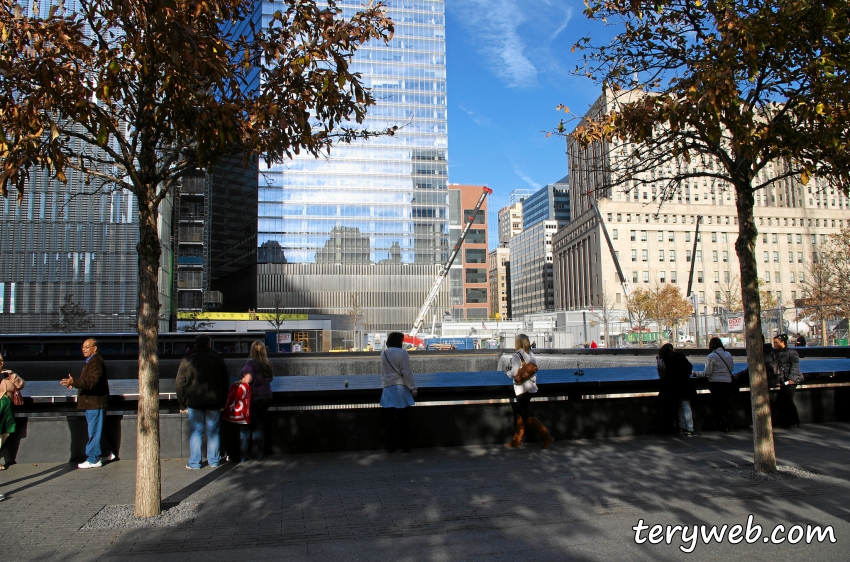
left=214, top=0, right=451, bottom=331
left=257, top=0, right=449, bottom=267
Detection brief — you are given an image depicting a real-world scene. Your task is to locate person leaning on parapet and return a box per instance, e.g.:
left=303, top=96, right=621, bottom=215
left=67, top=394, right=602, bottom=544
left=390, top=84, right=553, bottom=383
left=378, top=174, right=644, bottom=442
left=771, top=333, right=803, bottom=429
left=657, top=343, right=696, bottom=437
left=176, top=334, right=230, bottom=469
left=796, top=333, right=807, bottom=347
left=379, top=332, right=418, bottom=453
left=505, top=334, right=553, bottom=449
left=235, top=340, right=274, bottom=462
left=694, top=337, right=736, bottom=432
left=60, top=339, right=114, bottom=469
left=0, top=354, right=25, bottom=472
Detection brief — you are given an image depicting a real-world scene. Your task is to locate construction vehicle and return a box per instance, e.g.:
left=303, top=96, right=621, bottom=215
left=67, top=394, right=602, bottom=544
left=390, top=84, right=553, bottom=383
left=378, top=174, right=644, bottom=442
left=410, top=186, right=492, bottom=338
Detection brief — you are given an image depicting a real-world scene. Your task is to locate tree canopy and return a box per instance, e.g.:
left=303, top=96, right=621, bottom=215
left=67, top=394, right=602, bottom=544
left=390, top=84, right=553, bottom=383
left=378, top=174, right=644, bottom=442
left=0, top=0, right=394, bottom=516
left=560, top=0, right=850, bottom=473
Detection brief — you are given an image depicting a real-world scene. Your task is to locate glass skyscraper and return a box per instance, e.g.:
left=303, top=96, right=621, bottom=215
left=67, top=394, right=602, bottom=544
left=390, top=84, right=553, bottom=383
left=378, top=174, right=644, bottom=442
left=212, top=0, right=451, bottom=334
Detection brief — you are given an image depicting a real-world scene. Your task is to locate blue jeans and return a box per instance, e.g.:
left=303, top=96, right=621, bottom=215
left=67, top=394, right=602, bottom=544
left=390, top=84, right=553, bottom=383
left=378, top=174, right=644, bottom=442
left=238, top=398, right=271, bottom=462
left=188, top=408, right=221, bottom=468
left=678, top=400, right=694, bottom=432
left=84, top=408, right=106, bottom=464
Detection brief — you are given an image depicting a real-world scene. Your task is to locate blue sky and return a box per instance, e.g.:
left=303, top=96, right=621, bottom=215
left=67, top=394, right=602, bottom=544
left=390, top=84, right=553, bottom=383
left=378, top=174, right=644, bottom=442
left=443, top=0, right=608, bottom=247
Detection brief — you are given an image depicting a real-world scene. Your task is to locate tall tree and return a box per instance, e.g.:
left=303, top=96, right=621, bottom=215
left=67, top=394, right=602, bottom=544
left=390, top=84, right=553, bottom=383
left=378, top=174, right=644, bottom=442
left=625, top=286, right=655, bottom=347
left=562, top=0, right=850, bottom=473
left=651, top=283, right=692, bottom=345
left=47, top=294, right=95, bottom=333
left=265, top=293, right=287, bottom=353
left=0, top=0, right=393, bottom=516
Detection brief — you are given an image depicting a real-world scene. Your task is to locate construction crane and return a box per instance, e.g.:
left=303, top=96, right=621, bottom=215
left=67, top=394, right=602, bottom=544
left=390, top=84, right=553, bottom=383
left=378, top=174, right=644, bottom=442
left=410, top=186, right=492, bottom=338
left=589, top=200, right=631, bottom=298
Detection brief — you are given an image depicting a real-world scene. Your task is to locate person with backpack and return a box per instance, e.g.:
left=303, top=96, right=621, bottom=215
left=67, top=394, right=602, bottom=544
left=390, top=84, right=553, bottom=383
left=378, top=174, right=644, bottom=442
left=657, top=343, right=696, bottom=436
left=505, top=334, right=553, bottom=449
left=696, top=337, right=736, bottom=432
left=772, top=333, right=803, bottom=428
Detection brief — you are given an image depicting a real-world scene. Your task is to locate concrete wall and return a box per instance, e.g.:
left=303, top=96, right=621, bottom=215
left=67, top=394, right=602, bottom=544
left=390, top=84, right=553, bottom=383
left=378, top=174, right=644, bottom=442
left=4, top=385, right=847, bottom=464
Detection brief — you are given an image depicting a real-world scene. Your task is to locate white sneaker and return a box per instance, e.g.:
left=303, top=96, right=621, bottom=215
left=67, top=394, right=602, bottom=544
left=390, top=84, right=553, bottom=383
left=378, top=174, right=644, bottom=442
left=77, top=460, right=102, bottom=469
left=101, top=453, right=116, bottom=462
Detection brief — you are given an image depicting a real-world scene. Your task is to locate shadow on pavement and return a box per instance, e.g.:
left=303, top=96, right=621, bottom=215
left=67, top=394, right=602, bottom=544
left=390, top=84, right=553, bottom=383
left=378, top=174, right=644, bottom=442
left=3, top=463, right=77, bottom=496
left=163, top=461, right=237, bottom=504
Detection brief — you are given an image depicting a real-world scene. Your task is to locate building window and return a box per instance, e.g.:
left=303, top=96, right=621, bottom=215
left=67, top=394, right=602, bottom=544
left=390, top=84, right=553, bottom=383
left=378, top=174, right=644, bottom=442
left=632, top=271, right=638, bottom=283
left=631, top=249, right=637, bottom=262
left=668, top=231, right=674, bottom=242
left=724, top=270, right=730, bottom=283
left=630, top=230, right=636, bottom=241
left=467, top=229, right=486, bottom=244
left=788, top=234, right=793, bottom=243
left=669, top=250, right=676, bottom=262
left=712, top=250, right=718, bottom=262
left=641, top=230, right=647, bottom=241
left=775, top=271, right=781, bottom=283
left=763, top=251, right=769, bottom=263
left=616, top=293, right=622, bottom=303
left=773, top=251, right=779, bottom=263
left=641, top=249, right=648, bottom=262
left=464, top=209, right=486, bottom=224
left=465, top=288, right=487, bottom=303
left=696, top=250, right=702, bottom=262
left=796, top=234, right=802, bottom=244
left=659, top=250, right=665, bottom=262
left=714, top=271, right=719, bottom=283
left=686, top=232, right=691, bottom=242
left=712, top=232, right=717, bottom=242
left=722, top=250, right=728, bottom=262
left=715, top=290, right=721, bottom=302
left=765, top=271, right=771, bottom=283
left=697, top=271, right=704, bottom=283
left=612, top=229, right=618, bottom=240
left=465, top=268, right=487, bottom=284
left=643, top=271, right=650, bottom=283
left=686, top=250, right=692, bottom=263
left=790, top=272, right=795, bottom=283
left=722, top=232, right=728, bottom=243
left=772, top=233, right=778, bottom=243
left=671, top=271, right=678, bottom=283
left=658, top=231, right=664, bottom=242
left=797, top=252, right=803, bottom=263
left=465, top=249, right=487, bottom=263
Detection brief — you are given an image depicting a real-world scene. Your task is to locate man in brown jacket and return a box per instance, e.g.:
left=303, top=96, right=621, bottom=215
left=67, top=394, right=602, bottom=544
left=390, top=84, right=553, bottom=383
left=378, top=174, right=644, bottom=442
left=60, top=338, right=112, bottom=469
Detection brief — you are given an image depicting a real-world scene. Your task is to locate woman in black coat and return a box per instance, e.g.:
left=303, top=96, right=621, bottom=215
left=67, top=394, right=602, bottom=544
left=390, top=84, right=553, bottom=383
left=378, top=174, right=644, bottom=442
left=772, top=334, right=803, bottom=428
left=657, top=343, right=696, bottom=436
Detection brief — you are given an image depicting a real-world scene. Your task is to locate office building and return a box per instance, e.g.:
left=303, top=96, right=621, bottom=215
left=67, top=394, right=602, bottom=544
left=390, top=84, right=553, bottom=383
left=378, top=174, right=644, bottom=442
left=509, top=220, right=558, bottom=317
left=497, top=202, right=523, bottom=246
left=212, top=0, right=451, bottom=335
left=489, top=246, right=511, bottom=319
left=448, top=184, right=489, bottom=320
left=522, top=177, right=571, bottom=229
left=553, top=89, right=850, bottom=314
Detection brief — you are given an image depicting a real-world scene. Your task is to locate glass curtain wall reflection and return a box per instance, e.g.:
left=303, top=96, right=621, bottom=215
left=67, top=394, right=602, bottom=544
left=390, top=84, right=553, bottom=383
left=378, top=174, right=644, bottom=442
left=248, top=0, right=451, bottom=332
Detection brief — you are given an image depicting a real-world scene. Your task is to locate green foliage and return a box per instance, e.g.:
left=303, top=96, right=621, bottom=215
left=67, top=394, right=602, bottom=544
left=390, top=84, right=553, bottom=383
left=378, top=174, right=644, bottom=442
left=47, top=294, right=95, bottom=333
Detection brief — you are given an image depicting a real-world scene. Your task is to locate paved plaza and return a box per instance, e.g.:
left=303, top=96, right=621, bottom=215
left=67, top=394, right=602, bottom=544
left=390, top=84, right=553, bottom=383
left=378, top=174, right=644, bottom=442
left=1, top=422, right=849, bottom=561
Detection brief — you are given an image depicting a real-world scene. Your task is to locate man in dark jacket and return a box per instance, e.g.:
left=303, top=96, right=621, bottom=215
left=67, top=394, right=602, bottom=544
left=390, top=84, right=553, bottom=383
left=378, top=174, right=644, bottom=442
left=176, top=334, right=230, bottom=469
left=60, top=338, right=112, bottom=469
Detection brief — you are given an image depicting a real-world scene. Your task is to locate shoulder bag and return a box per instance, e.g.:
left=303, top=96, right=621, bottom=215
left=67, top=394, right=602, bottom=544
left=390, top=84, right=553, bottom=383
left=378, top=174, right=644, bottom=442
left=513, top=352, right=539, bottom=385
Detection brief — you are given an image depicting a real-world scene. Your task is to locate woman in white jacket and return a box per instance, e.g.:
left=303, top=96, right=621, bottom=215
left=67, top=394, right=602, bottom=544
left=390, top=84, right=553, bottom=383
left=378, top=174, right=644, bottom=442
left=380, top=332, right=418, bottom=453
left=505, top=334, right=553, bottom=449
left=699, top=337, right=736, bottom=432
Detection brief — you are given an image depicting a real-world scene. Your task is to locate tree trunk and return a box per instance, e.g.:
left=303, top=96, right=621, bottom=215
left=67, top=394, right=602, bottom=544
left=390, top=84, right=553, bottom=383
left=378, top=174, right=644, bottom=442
left=135, top=194, right=163, bottom=517
left=734, top=182, right=777, bottom=473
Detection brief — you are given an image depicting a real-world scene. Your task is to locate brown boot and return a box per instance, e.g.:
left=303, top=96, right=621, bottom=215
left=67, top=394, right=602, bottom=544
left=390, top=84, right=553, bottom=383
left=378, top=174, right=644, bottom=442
left=506, top=415, right=525, bottom=447
left=527, top=417, right=554, bottom=449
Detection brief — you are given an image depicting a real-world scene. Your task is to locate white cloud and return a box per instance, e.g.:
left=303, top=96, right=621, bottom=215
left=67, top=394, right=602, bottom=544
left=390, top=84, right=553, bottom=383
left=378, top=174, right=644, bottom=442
left=447, top=0, right=573, bottom=89
left=457, top=104, right=491, bottom=127
left=513, top=165, right=542, bottom=190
